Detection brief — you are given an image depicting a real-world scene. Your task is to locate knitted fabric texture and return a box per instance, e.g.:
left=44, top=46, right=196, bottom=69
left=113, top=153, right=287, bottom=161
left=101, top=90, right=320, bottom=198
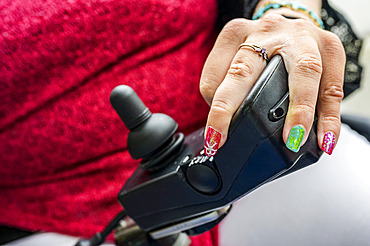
left=0, top=0, right=218, bottom=245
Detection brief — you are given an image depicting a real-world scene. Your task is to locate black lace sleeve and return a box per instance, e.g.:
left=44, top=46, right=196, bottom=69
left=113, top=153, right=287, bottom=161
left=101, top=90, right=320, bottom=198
left=216, top=0, right=363, bottom=98
left=321, top=0, right=363, bottom=97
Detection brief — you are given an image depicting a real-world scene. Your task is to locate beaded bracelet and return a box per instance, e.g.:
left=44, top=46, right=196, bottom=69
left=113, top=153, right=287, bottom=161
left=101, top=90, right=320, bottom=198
left=252, top=1, right=325, bottom=29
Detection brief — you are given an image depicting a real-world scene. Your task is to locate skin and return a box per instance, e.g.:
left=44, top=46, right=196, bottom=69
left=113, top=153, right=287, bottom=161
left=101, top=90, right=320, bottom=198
left=200, top=0, right=345, bottom=154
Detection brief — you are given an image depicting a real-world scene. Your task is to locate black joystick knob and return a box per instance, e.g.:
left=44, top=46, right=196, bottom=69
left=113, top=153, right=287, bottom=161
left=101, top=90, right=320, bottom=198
left=109, top=85, right=151, bottom=131
left=110, top=85, right=184, bottom=171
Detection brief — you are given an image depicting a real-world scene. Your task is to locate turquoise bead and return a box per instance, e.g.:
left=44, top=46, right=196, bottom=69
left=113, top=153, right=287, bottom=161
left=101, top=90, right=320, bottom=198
left=252, top=1, right=325, bottom=29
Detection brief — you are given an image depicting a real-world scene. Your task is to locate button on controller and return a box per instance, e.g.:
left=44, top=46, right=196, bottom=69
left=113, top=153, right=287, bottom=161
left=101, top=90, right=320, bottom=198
left=186, top=156, right=220, bottom=194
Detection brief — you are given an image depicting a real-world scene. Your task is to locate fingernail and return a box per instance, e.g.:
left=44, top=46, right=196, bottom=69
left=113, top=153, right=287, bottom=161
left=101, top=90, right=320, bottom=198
left=322, top=131, right=336, bottom=155
left=204, top=126, right=221, bottom=157
left=286, top=125, right=305, bottom=153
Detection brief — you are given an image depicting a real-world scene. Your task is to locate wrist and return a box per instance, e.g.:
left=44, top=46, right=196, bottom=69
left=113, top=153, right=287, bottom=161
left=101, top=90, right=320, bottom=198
left=253, top=1, right=324, bottom=29
left=263, top=8, right=314, bottom=22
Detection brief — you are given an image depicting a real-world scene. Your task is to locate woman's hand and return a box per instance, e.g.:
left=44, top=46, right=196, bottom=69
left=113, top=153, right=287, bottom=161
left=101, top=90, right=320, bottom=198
left=200, top=10, right=345, bottom=157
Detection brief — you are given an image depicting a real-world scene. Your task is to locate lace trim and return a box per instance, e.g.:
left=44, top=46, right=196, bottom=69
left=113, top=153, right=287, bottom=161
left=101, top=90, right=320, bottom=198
left=321, top=7, right=363, bottom=97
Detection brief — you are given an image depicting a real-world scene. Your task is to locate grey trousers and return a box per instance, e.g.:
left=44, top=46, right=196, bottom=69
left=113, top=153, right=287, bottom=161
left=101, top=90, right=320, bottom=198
left=219, top=124, right=370, bottom=246
left=7, top=125, right=370, bottom=246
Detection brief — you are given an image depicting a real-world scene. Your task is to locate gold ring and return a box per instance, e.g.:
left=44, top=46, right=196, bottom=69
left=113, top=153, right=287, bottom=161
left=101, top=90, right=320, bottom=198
left=238, top=43, right=269, bottom=62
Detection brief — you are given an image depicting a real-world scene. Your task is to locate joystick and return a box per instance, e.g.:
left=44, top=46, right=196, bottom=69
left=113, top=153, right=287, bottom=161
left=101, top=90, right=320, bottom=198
left=110, top=85, right=184, bottom=171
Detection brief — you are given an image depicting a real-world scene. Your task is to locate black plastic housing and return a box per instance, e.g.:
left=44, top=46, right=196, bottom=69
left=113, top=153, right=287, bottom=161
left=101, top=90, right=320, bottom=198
left=116, top=55, right=323, bottom=232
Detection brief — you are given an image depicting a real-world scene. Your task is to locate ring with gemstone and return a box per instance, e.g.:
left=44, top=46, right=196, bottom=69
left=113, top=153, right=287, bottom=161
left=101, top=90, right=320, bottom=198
left=238, top=43, right=269, bottom=62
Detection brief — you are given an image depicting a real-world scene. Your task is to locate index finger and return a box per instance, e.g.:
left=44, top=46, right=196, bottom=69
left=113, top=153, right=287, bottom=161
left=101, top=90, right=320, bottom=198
left=200, top=19, right=252, bottom=105
left=204, top=42, right=267, bottom=157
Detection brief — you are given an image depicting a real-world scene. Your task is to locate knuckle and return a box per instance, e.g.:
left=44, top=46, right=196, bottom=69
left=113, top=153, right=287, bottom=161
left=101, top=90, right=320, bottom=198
left=222, top=18, right=249, bottom=38
left=319, top=114, right=341, bottom=126
left=259, top=14, right=284, bottom=31
left=211, top=98, right=233, bottom=117
left=294, top=54, right=323, bottom=76
left=227, top=60, right=255, bottom=79
left=292, top=103, right=316, bottom=117
left=322, top=32, right=345, bottom=58
left=321, top=82, right=344, bottom=102
left=259, top=14, right=285, bottom=32
left=199, top=81, right=215, bottom=103
left=325, top=32, right=342, bottom=45
left=322, top=31, right=342, bottom=47
left=295, top=18, right=316, bottom=31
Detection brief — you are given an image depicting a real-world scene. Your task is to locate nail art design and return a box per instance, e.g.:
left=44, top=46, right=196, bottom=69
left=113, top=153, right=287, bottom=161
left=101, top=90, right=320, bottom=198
left=286, top=125, right=305, bottom=153
left=204, top=126, right=221, bottom=157
left=322, top=131, right=336, bottom=155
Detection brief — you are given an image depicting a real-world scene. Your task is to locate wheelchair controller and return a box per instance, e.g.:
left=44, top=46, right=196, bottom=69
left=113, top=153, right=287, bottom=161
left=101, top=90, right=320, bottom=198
left=108, top=55, right=323, bottom=245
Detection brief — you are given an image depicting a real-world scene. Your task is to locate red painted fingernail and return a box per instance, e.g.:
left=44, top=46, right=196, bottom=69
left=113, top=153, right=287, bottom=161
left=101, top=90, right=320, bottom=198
left=204, top=126, right=221, bottom=157
left=322, top=131, right=336, bottom=155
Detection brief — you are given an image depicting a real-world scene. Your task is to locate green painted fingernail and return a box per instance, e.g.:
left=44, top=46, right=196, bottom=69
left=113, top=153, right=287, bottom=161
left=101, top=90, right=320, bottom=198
left=286, top=125, right=305, bottom=153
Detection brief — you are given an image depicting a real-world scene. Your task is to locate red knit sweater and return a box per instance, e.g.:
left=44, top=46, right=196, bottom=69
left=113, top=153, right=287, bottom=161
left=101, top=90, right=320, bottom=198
left=0, top=0, right=218, bottom=245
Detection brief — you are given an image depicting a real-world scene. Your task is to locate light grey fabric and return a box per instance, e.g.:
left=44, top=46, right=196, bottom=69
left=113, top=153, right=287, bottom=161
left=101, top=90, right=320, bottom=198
left=7, top=126, right=370, bottom=246
left=219, top=124, right=370, bottom=246
left=4, top=232, right=114, bottom=246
